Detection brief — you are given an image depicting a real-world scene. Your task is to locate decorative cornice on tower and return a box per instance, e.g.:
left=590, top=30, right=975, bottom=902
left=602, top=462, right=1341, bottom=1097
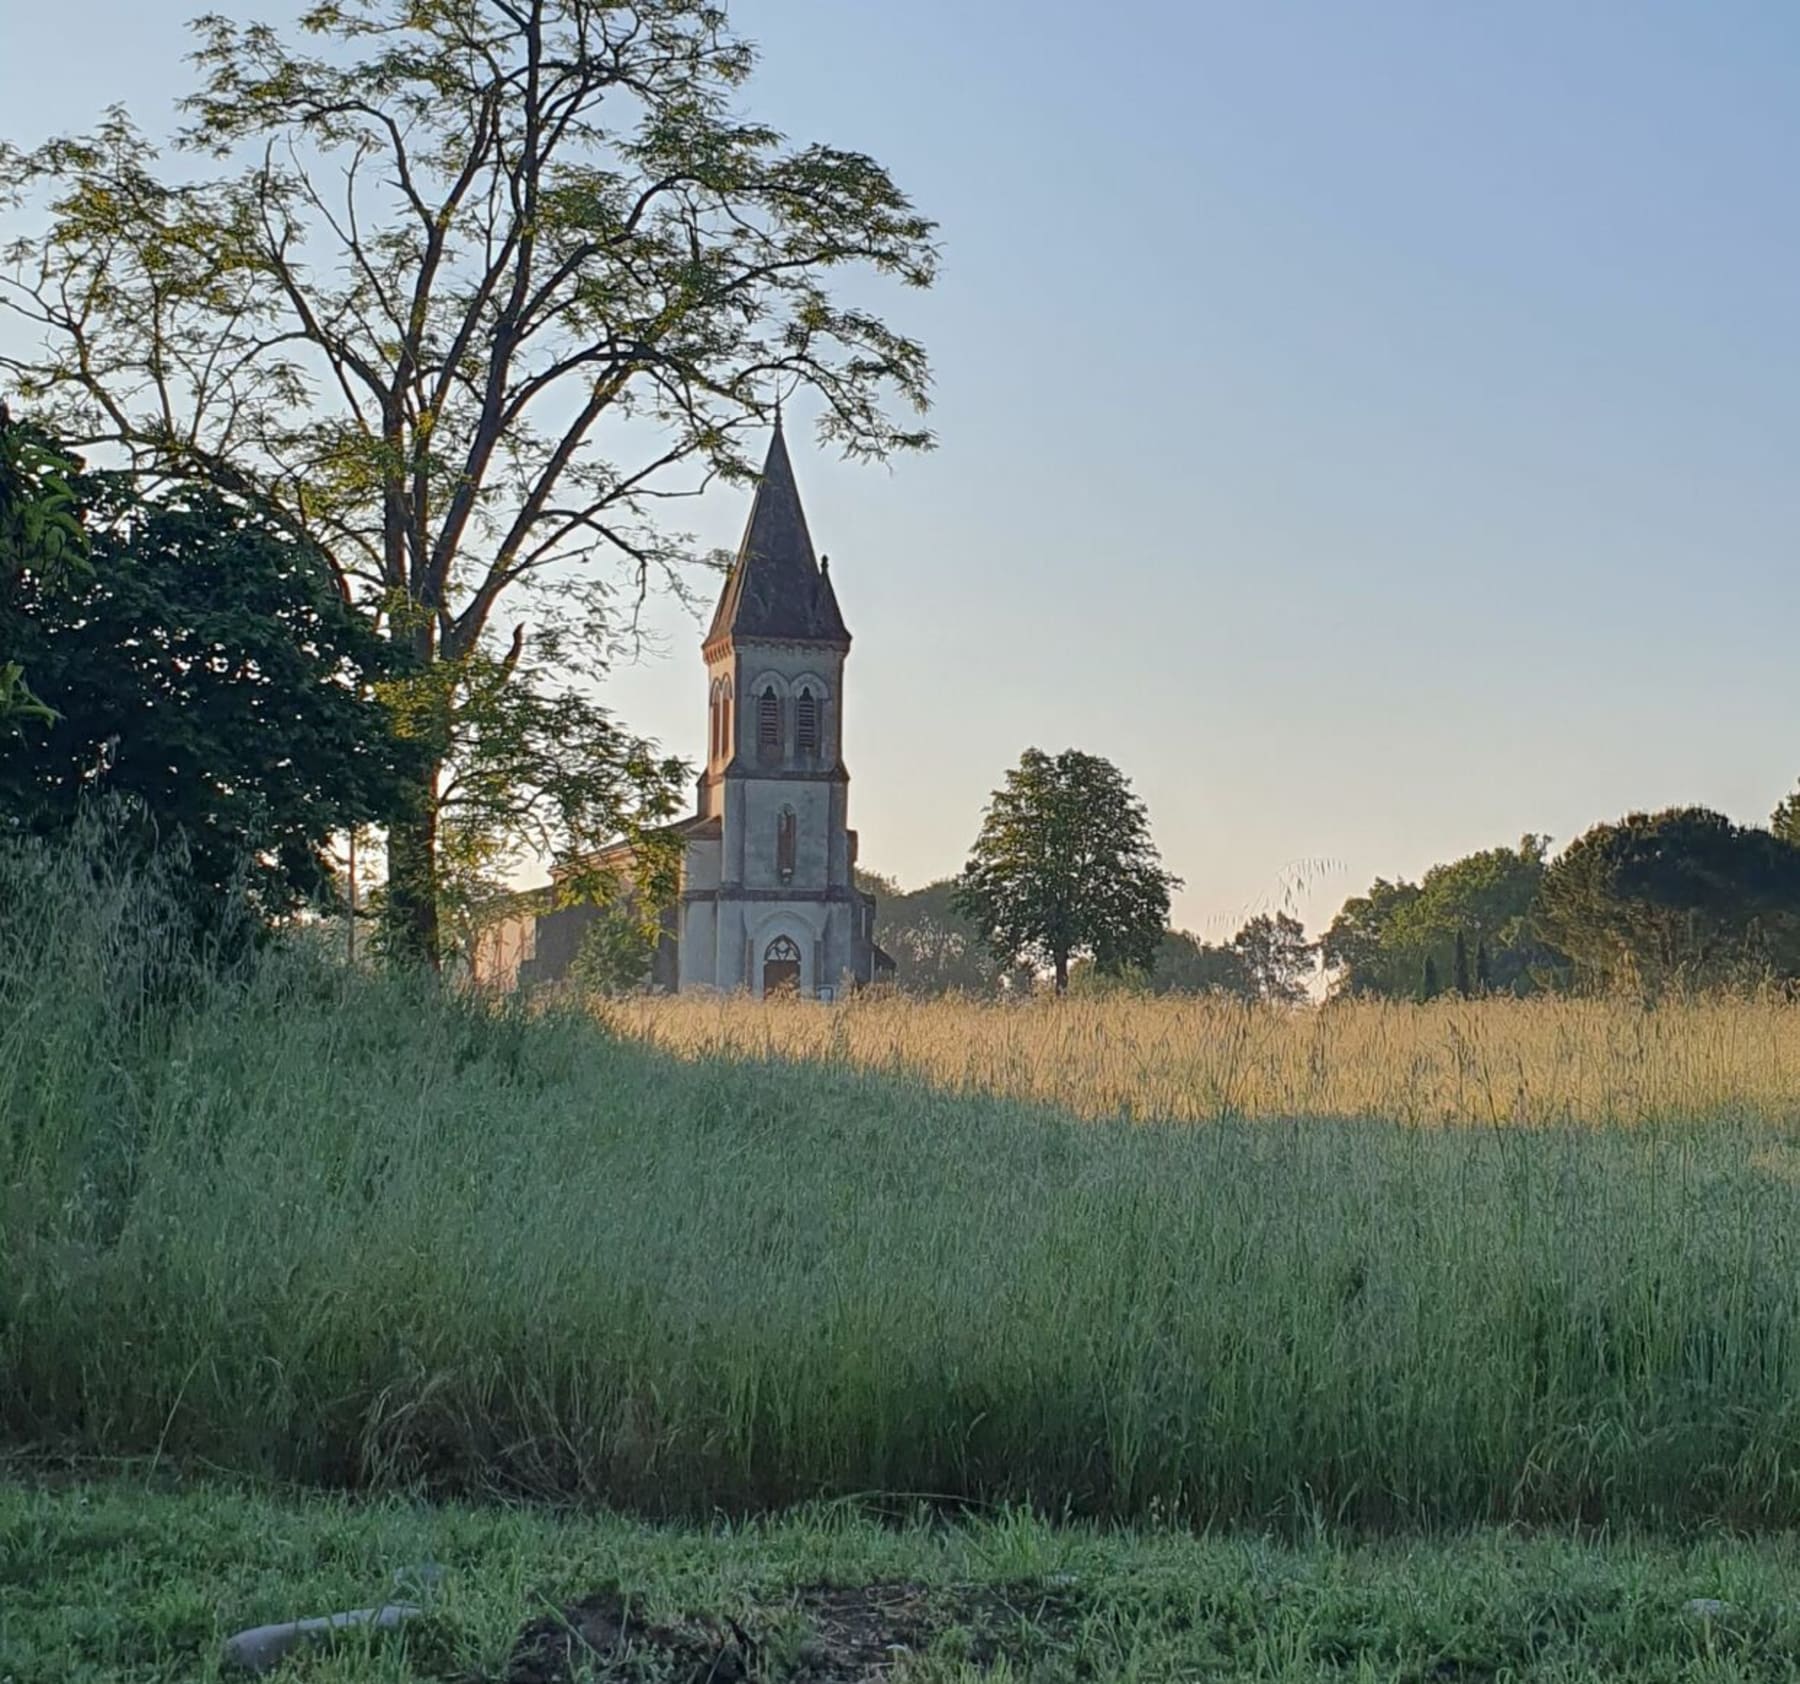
left=703, top=419, right=851, bottom=654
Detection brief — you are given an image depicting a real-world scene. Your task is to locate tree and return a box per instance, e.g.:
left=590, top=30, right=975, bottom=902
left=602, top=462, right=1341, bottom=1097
left=567, top=895, right=661, bottom=996
left=1320, top=876, right=1421, bottom=998
left=1068, top=929, right=1256, bottom=999
left=1322, top=837, right=1562, bottom=999
left=0, top=0, right=936, bottom=966
left=427, top=652, right=687, bottom=964
left=1228, top=912, right=1315, bottom=1005
left=0, top=441, right=412, bottom=926
left=860, top=873, right=1027, bottom=995
left=954, top=748, right=1180, bottom=993
left=1452, top=929, right=1472, bottom=998
left=1537, top=807, right=1800, bottom=995
left=1147, top=929, right=1256, bottom=998
left=1772, top=781, right=1800, bottom=849
left=1475, top=936, right=1493, bottom=994
left=0, top=404, right=84, bottom=723
left=1420, top=954, right=1441, bottom=1000
left=1405, top=838, right=1560, bottom=995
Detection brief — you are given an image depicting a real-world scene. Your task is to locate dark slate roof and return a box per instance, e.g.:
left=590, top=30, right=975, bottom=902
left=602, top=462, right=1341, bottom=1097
left=705, top=420, right=850, bottom=648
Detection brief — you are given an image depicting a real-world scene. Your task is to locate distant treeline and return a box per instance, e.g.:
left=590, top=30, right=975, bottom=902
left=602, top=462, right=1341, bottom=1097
left=866, top=796, right=1800, bottom=1002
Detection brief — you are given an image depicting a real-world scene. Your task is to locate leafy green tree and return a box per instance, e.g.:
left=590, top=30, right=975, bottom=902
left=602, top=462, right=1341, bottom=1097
left=1320, top=877, right=1421, bottom=997
left=1323, top=837, right=1561, bottom=998
left=0, top=404, right=84, bottom=723
left=1068, top=929, right=1256, bottom=998
left=1537, top=807, right=1800, bottom=994
left=1475, top=936, right=1493, bottom=994
left=1452, top=929, right=1472, bottom=998
left=861, top=873, right=1027, bottom=995
left=1407, top=838, right=1559, bottom=993
left=425, top=649, right=688, bottom=967
left=0, top=0, right=936, bottom=966
left=1148, top=929, right=1256, bottom=997
left=955, top=748, right=1180, bottom=993
left=0, top=451, right=411, bottom=925
left=1772, top=781, right=1800, bottom=848
left=1228, top=912, right=1316, bottom=1005
left=567, top=896, right=663, bottom=997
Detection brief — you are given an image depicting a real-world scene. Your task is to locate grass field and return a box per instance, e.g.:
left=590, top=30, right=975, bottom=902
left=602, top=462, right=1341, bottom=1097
left=600, top=989, right=1800, bottom=1129
left=10, top=844, right=1800, bottom=1533
left=11, top=1477, right=1800, bottom=1683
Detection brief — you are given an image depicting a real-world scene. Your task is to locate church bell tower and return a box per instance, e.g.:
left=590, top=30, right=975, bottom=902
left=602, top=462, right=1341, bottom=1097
left=677, top=419, right=881, bottom=997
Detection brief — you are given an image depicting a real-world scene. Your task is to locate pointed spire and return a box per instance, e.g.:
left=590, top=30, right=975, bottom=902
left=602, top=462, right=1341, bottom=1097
left=705, top=419, right=850, bottom=649
left=815, top=555, right=846, bottom=638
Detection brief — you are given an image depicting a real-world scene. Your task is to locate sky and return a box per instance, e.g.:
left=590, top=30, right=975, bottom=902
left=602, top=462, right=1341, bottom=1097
left=3, top=1, right=1798, bottom=940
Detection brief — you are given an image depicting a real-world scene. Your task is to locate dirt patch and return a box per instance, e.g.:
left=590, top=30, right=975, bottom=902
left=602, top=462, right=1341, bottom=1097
left=497, top=1579, right=1079, bottom=1683
left=500, top=1586, right=748, bottom=1683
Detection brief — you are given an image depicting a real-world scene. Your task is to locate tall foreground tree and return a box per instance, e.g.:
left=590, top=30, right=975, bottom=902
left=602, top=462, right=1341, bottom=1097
left=0, top=0, right=936, bottom=964
left=0, top=404, right=84, bottom=723
left=0, top=427, right=412, bottom=927
left=955, top=748, right=1180, bottom=993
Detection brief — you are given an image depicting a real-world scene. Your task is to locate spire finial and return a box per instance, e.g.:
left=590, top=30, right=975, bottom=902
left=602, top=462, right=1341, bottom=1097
left=820, top=553, right=830, bottom=575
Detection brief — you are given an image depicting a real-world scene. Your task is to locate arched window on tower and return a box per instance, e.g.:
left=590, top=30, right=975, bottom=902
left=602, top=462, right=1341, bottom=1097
left=758, top=686, right=781, bottom=758
left=776, top=806, right=797, bottom=881
left=709, top=683, right=721, bottom=761
left=722, top=688, right=733, bottom=758
left=796, top=688, right=819, bottom=759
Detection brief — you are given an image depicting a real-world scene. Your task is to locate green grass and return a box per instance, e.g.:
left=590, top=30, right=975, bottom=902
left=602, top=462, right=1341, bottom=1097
left=10, top=841, right=1800, bottom=1528
left=13, top=1477, right=1800, bottom=1683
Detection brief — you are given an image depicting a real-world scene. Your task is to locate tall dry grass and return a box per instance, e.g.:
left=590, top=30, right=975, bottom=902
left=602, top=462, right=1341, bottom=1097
left=599, top=990, right=1800, bottom=1128
left=15, top=840, right=1800, bottom=1530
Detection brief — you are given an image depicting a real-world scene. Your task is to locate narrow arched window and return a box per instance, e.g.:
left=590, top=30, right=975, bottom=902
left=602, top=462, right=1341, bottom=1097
left=758, top=686, right=780, bottom=755
left=722, top=689, right=733, bottom=757
left=796, top=688, right=819, bottom=758
left=777, top=806, right=797, bottom=880
left=709, top=684, right=721, bottom=760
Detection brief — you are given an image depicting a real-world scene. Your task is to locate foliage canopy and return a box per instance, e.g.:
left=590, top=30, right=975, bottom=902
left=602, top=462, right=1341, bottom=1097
left=1538, top=807, right=1800, bottom=995
left=955, top=747, right=1179, bottom=993
left=0, top=0, right=937, bottom=962
left=1323, top=837, right=1560, bottom=1000
left=0, top=428, right=411, bottom=924
left=0, top=404, right=85, bottom=723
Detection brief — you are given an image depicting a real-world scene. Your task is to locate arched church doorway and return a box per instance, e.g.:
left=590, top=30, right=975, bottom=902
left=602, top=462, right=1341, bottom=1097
left=763, top=935, right=803, bottom=997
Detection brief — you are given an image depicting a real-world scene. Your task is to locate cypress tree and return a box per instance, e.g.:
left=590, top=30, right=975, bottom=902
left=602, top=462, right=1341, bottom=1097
left=1453, top=930, right=1472, bottom=998
left=1475, top=936, right=1493, bottom=995
left=1421, top=954, right=1441, bottom=1000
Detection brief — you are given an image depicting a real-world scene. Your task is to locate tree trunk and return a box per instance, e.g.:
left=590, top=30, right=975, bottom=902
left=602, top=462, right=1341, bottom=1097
left=382, top=608, right=445, bottom=969
left=1053, top=949, right=1069, bottom=994
left=384, top=766, right=441, bottom=970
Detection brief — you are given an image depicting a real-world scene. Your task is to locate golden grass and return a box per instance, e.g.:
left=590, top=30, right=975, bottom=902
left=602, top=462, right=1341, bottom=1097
left=21, top=835, right=1800, bottom=1527
left=598, top=990, right=1800, bottom=1127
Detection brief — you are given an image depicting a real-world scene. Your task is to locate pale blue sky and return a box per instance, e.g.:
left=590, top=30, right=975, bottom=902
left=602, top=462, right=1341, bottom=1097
left=4, top=2, right=1798, bottom=938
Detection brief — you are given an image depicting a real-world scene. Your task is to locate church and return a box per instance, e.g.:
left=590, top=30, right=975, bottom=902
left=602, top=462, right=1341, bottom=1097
left=475, top=422, right=891, bottom=998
